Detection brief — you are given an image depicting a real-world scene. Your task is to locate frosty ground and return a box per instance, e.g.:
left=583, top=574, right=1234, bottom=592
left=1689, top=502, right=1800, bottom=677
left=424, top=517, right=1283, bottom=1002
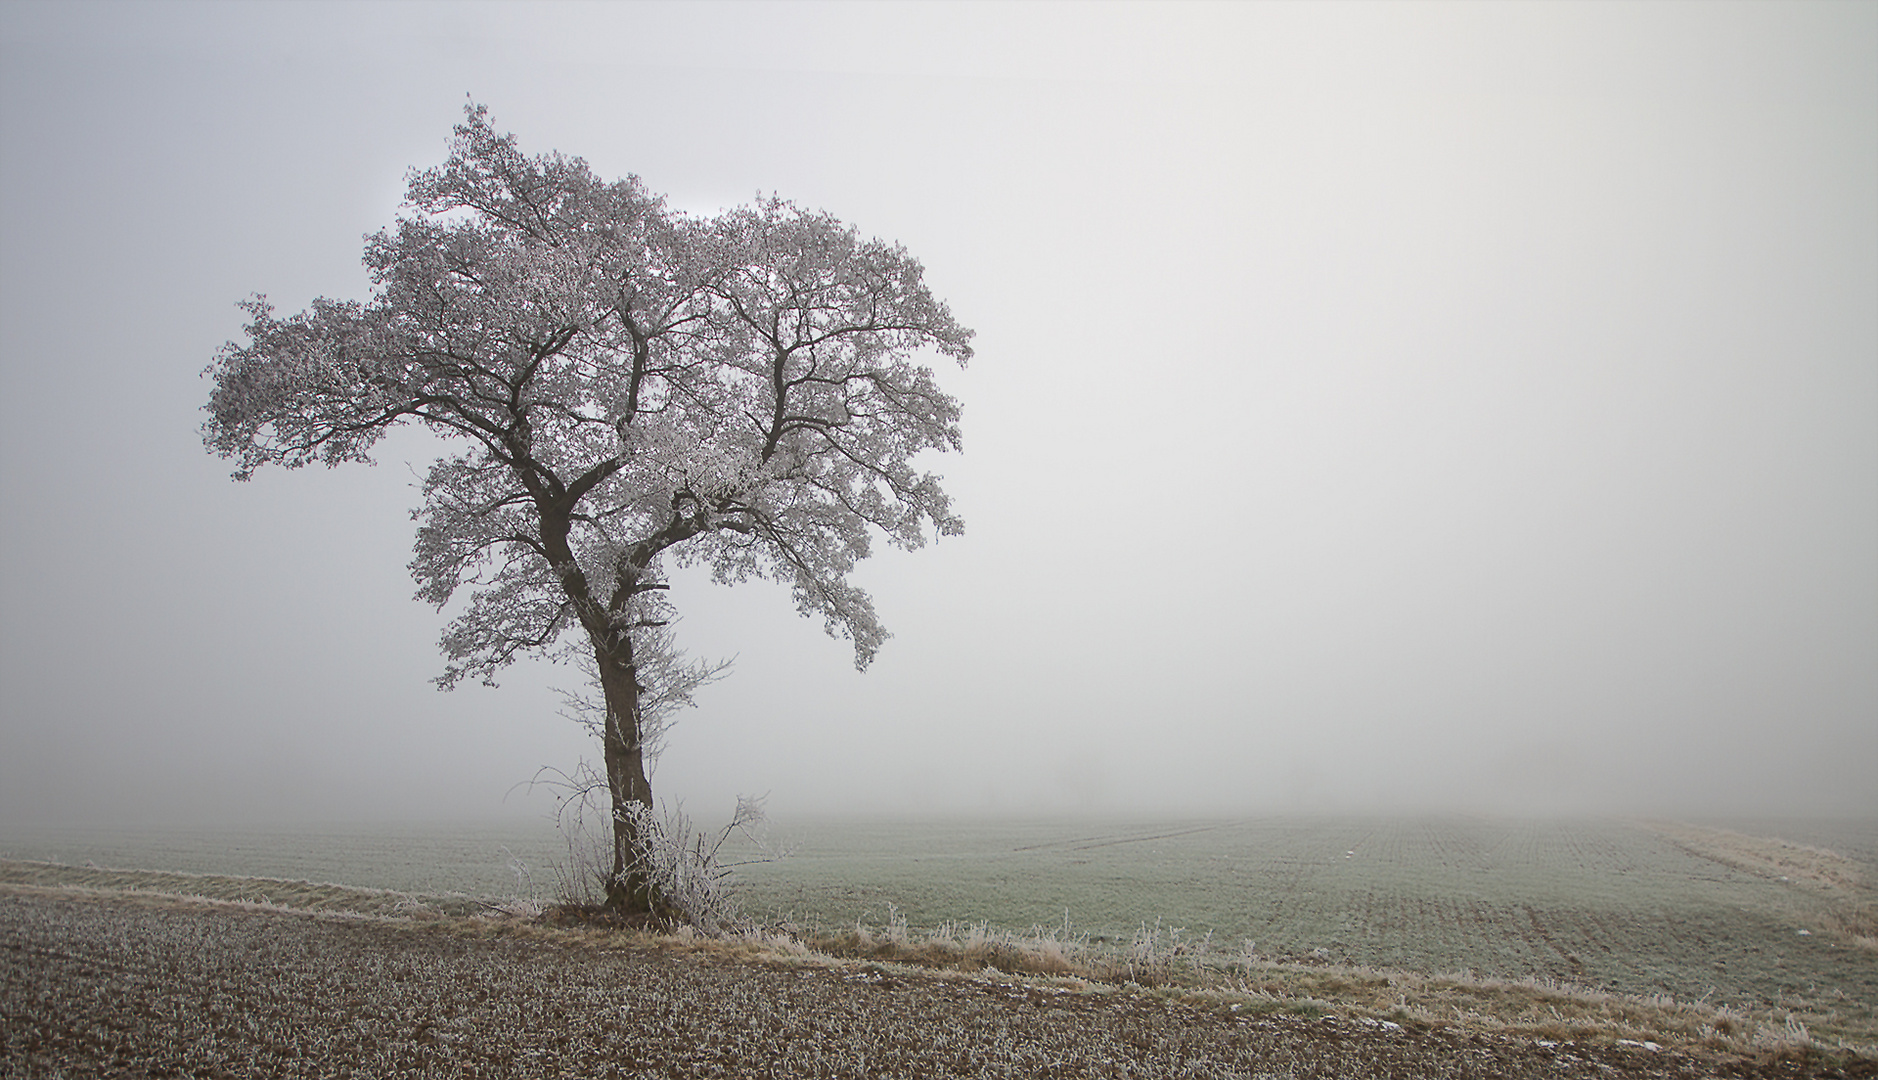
left=4, top=881, right=1873, bottom=1079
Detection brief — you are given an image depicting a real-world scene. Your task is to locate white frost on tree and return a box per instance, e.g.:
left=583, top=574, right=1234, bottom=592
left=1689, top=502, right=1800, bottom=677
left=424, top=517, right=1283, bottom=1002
left=203, top=103, right=971, bottom=913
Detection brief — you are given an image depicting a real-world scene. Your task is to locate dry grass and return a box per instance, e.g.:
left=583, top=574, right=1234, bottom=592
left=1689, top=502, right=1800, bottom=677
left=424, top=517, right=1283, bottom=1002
left=1646, top=822, right=1868, bottom=895
left=794, top=908, right=1878, bottom=1063
left=1644, top=821, right=1878, bottom=954
left=1818, top=903, right=1878, bottom=954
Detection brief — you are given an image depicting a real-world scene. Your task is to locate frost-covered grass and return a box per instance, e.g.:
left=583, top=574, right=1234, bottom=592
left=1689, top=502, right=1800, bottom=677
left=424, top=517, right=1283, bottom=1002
left=1649, top=820, right=1878, bottom=954
left=0, top=858, right=483, bottom=917
left=0, top=819, right=565, bottom=897
left=731, top=817, right=1878, bottom=1021
left=801, top=908, right=1878, bottom=1061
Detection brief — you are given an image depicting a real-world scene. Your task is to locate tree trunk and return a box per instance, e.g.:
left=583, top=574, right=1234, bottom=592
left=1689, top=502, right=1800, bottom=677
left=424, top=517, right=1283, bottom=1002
left=594, top=633, right=659, bottom=915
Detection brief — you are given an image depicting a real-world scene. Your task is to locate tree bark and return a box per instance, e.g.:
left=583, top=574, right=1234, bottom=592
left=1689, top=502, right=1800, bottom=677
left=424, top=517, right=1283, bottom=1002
left=594, top=632, right=659, bottom=914
left=533, top=496, right=662, bottom=916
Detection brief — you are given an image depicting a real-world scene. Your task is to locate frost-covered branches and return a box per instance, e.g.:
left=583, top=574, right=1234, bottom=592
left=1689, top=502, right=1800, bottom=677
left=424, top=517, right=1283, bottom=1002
left=555, top=615, right=731, bottom=764
left=204, top=101, right=970, bottom=681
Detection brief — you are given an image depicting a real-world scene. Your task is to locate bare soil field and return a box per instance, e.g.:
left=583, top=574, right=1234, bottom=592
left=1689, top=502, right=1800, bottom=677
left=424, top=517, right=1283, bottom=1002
left=3, top=879, right=1873, bottom=1079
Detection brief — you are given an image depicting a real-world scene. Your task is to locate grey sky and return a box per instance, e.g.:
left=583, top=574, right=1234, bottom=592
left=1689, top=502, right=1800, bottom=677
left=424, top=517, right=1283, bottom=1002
left=1, top=1, right=1872, bottom=828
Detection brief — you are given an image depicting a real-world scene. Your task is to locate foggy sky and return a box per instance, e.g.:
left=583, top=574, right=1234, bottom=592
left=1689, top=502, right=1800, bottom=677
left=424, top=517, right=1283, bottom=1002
left=1, top=1, right=1873, bottom=828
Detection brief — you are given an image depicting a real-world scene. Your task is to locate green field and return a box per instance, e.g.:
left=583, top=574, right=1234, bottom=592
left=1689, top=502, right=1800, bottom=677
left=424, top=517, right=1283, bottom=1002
left=732, top=817, right=1878, bottom=1017
left=0, top=821, right=566, bottom=899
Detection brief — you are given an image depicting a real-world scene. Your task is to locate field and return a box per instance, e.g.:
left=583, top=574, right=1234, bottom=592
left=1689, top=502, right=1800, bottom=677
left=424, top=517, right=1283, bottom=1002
left=730, top=817, right=1875, bottom=1000
left=18, top=886, right=1824, bottom=1080
left=719, top=816, right=1878, bottom=1054
left=6, top=815, right=1876, bottom=1056
left=0, top=821, right=566, bottom=898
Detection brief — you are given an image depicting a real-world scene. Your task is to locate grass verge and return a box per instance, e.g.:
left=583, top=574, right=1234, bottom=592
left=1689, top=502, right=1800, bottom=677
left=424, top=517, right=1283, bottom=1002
left=785, top=910, right=1878, bottom=1064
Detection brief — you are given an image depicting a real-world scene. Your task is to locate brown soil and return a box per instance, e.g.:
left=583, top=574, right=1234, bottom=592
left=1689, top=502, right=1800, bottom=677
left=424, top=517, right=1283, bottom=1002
left=2, top=886, right=1870, bottom=1079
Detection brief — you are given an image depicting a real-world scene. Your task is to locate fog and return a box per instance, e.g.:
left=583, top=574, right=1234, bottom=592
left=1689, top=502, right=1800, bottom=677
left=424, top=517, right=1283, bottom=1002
left=1, top=2, right=1872, bottom=829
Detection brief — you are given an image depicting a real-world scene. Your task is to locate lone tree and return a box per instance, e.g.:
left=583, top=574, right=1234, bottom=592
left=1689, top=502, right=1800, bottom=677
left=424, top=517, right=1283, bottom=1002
left=203, top=105, right=971, bottom=914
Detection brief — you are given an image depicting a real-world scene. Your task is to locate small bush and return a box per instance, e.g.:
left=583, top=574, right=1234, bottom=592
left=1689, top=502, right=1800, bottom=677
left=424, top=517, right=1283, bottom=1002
left=542, top=765, right=784, bottom=936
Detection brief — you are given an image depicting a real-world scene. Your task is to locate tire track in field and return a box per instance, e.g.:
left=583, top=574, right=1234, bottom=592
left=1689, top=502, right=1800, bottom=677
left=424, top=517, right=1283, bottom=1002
left=1520, top=904, right=1589, bottom=979
left=1007, top=820, right=1250, bottom=853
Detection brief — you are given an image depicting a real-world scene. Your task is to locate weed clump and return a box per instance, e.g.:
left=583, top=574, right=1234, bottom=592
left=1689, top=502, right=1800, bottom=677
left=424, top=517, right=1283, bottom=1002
left=542, top=771, right=787, bottom=936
